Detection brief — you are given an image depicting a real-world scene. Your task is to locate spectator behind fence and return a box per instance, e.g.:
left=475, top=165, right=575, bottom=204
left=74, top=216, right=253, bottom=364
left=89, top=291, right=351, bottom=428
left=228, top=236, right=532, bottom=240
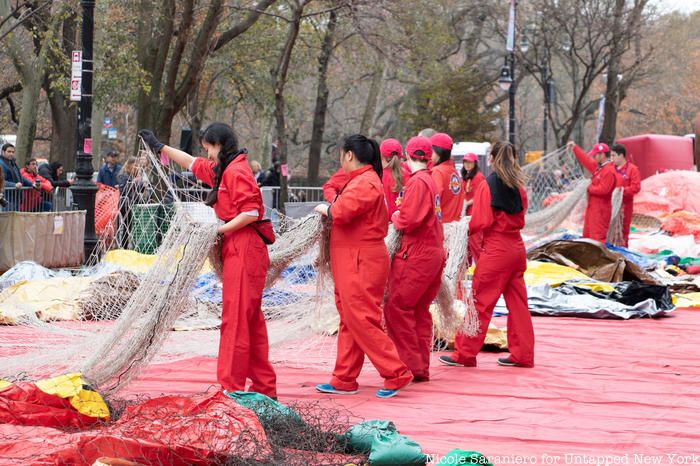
left=116, top=157, right=150, bottom=248
left=261, top=161, right=281, bottom=187
left=0, top=163, right=6, bottom=209
left=39, top=161, right=72, bottom=188
left=96, top=150, right=122, bottom=187
left=20, top=158, right=53, bottom=212
left=1, top=143, right=33, bottom=210
left=250, top=159, right=265, bottom=185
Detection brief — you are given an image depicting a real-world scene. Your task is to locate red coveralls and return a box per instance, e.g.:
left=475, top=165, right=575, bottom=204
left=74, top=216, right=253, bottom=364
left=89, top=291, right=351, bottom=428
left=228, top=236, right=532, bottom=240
left=382, top=169, right=400, bottom=218
left=615, top=161, right=641, bottom=247
left=464, top=171, right=486, bottom=264
left=453, top=181, right=534, bottom=367
left=385, top=169, right=445, bottom=380
left=572, top=145, right=619, bottom=242
left=191, top=155, right=277, bottom=398
left=431, top=160, right=465, bottom=223
left=323, top=168, right=349, bottom=203
left=328, top=165, right=413, bottom=391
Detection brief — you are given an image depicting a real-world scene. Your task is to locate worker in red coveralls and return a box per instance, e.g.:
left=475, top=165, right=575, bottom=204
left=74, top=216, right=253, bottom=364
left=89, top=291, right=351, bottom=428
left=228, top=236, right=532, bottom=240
left=20, top=158, right=53, bottom=211
left=384, top=136, right=445, bottom=382
left=568, top=141, right=619, bottom=243
left=461, top=153, right=486, bottom=264
left=139, top=124, right=277, bottom=399
left=430, top=133, right=464, bottom=223
left=379, top=138, right=405, bottom=218
left=440, top=142, right=534, bottom=368
left=611, top=143, right=641, bottom=247
left=314, top=134, right=413, bottom=399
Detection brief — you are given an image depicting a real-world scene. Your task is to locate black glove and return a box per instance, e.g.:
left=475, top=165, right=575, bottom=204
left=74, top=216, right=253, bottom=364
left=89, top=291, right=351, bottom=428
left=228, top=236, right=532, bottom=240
left=138, top=130, right=165, bottom=154
left=0, top=196, right=8, bottom=208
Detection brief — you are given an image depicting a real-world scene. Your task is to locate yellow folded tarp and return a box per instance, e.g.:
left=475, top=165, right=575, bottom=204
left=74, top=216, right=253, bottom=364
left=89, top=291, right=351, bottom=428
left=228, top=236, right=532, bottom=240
left=673, top=293, right=700, bottom=309
left=0, top=276, right=93, bottom=324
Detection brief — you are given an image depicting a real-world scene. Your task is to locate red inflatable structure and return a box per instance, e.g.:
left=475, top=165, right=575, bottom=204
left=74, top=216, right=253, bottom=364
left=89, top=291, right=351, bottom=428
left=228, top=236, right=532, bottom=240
left=615, top=134, right=694, bottom=180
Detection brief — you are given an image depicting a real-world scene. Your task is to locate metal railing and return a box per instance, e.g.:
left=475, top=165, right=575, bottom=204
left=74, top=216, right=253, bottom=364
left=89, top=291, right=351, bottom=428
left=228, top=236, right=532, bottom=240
left=260, top=186, right=324, bottom=210
left=1, top=187, right=76, bottom=213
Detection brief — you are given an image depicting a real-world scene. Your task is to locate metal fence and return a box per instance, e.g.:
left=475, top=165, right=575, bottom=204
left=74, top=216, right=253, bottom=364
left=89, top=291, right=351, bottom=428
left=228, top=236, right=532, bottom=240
left=1, top=185, right=324, bottom=214
left=1, top=187, right=76, bottom=213
left=260, top=186, right=324, bottom=210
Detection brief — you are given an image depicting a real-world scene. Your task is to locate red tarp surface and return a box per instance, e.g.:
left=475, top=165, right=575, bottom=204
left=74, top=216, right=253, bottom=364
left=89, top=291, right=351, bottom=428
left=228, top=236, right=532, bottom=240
left=2, top=311, right=700, bottom=464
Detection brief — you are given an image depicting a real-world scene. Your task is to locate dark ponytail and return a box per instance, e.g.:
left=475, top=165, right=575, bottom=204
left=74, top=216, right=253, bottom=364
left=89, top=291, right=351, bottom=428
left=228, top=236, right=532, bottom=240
left=342, top=134, right=382, bottom=179
left=202, top=123, right=246, bottom=206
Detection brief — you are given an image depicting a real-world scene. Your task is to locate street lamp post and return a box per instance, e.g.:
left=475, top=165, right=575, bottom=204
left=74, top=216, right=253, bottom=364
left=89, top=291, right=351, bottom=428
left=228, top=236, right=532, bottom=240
left=498, top=0, right=527, bottom=163
left=70, top=0, right=98, bottom=262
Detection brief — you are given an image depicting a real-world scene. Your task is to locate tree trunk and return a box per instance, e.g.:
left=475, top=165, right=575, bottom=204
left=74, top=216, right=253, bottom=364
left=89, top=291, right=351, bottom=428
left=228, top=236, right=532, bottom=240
left=359, top=57, right=384, bottom=135
left=91, top=106, right=105, bottom=169
left=274, top=2, right=305, bottom=212
left=48, top=93, right=78, bottom=170
left=307, top=9, right=337, bottom=185
left=599, top=0, right=626, bottom=144
left=46, top=13, right=78, bottom=170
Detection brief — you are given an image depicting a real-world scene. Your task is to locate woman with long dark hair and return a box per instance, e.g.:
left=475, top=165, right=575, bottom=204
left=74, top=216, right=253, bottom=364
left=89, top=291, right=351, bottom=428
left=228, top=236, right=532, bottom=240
left=314, top=134, right=412, bottom=399
left=440, top=141, right=534, bottom=368
left=139, top=124, right=277, bottom=398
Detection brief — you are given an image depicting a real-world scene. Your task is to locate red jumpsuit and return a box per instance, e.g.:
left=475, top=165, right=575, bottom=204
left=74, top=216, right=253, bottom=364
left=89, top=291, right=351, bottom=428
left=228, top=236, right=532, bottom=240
left=385, top=169, right=445, bottom=381
left=572, top=145, right=619, bottom=242
left=191, top=155, right=276, bottom=398
left=328, top=165, right=413, bottom=391
left=615, top=161, right=641, bottom=247
left=464, top=171, right=486, bottom=264
left=323, top=168, right=349, bottom=203
left=382, top=169, right=400, bottom=218
left=453, top=180, right=534, bottom=367
left=431, top=160, right=464, bottom=223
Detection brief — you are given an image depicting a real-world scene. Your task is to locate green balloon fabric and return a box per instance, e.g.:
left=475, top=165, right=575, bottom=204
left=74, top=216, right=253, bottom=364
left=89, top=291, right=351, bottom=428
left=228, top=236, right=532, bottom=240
left=436, top=448, right=493, bottom=466
left=226, top=391, right=303, bottom=427
left=345, top=420, right=426, bottom=465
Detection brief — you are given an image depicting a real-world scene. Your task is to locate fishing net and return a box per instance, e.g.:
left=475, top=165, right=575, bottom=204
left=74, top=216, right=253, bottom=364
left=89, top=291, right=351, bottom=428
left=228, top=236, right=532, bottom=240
left=521, top=145, right=625, bottom=246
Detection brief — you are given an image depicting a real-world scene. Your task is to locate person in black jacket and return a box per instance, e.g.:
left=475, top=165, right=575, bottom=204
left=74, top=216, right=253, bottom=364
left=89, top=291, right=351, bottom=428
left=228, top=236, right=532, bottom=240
left=38, top=161, right=72, bottom=188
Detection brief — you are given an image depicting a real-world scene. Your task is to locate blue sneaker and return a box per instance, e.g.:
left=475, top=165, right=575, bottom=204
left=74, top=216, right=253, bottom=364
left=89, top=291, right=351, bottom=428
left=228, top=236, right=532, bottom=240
left=315, top=383, right=358, bottom=395
left=376, top=387, right=400, bottom=399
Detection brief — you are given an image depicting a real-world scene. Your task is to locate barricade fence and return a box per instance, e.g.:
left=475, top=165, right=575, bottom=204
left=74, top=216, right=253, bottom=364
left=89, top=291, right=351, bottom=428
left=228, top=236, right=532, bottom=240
left=1, top=187, right=76, bottom=213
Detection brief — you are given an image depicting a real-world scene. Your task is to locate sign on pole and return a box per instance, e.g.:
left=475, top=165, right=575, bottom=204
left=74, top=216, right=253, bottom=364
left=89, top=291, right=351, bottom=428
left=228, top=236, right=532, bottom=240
left=70, top=50, right=82, bottom=101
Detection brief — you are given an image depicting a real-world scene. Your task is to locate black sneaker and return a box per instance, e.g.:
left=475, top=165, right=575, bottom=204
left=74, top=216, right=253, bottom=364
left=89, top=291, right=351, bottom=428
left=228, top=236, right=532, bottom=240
left=439, top=355, right=465, bottom=367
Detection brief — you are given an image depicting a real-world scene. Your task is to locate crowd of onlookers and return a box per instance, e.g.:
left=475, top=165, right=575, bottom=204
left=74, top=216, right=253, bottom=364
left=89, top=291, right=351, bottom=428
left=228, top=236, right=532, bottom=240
left=1, top=143, right=74, bottom=212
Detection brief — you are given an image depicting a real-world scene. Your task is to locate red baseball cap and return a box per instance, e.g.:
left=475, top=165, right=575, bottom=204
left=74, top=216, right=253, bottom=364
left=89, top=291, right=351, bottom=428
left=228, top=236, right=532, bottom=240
left=380, top=138, right=403, bottom=159
left=588, top=143, right=610, bottom=157
left=405, top=136, right=432, bottom=160
left=463, top=153, right=478, bottom=162
left=430, top=133, right=453, bottom=151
